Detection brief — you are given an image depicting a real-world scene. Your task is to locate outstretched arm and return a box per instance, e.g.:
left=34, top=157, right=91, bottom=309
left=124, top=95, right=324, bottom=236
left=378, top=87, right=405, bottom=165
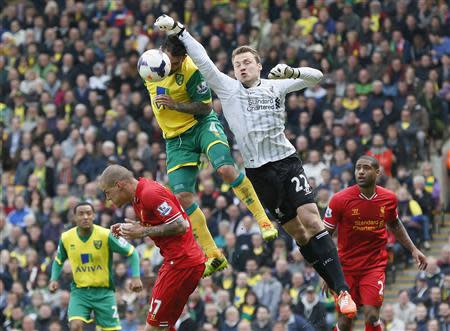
left=269, top=65, right=324, bottom=94
left=178, top=32, right=235, bottom=94
left=155, top=15, right=235, bottom=97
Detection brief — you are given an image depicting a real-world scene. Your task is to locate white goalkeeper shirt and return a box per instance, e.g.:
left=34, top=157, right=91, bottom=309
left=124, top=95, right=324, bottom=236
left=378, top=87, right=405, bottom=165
left=180, top=32, right=323, bottom=169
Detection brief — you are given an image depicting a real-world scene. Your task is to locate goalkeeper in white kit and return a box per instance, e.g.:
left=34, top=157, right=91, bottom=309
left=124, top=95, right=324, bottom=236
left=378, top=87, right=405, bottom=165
left=155, top=15, right=357, bottom=320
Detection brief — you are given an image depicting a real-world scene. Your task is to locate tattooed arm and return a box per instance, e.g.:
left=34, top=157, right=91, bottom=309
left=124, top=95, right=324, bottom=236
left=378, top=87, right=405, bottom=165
left=120, top=217, right=188, bottom=240
left=141, top=217, right=188, bottom=237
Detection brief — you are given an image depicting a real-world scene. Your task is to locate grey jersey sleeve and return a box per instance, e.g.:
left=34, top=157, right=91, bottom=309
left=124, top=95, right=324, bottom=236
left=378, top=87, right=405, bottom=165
left=270, top=67, right=323, bottom=95
left=179, top=31, right=236, bottom=98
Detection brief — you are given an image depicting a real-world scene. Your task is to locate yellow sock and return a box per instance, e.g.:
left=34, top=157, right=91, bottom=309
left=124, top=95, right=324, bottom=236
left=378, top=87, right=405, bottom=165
left=186, top=203, right=221, bottom=258
left=231, top=173, right=270, bottom=226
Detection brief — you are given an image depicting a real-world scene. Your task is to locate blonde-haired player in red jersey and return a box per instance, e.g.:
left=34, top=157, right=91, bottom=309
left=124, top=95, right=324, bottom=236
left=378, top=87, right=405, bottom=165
left=324, top=155, right=428, bottom=331
left=99, top=165, right=206, bottom=331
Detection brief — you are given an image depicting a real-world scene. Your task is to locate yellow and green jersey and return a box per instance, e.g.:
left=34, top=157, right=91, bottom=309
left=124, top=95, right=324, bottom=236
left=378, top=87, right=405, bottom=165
left=144, top=56, right=213, bottom=139
left=241, top=304, right=256, bottom=321
left=52, top=225, right=138, bottom=289
left=247, top=274, right=262, bottom=287
left=234, top=286, right=248, bottom=307
left=425, top=175, right=436, bottom=194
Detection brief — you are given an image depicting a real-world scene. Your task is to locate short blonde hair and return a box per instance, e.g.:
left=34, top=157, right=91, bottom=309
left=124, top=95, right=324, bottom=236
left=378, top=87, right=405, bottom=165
left=98, top=164, right=133, bottom=190
left=231, top=46, right=261, bottom=63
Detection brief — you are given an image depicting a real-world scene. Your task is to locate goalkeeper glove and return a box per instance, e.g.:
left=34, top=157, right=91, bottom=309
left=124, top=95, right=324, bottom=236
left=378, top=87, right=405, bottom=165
left=155, top=14, right=185, bottom=36
left=268, top=64, right=301, bottom=79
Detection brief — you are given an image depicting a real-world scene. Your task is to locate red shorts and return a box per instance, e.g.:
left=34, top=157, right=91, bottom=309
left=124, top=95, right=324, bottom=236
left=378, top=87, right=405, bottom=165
left=344, top=268, right=385, bottom=307
left=146, top=263, right=205, bottom=327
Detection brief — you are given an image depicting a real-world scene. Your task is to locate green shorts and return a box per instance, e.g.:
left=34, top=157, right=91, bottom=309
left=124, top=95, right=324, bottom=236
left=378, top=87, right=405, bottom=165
left=68, top=287, right=121, bottom=330
left=166, top=115, right=234, bottom=193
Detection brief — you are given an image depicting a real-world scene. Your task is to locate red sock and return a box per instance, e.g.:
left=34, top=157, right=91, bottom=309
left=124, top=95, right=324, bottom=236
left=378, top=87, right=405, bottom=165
left=169, top=327, right=176, bottom=331
left=365, top=321, right=382, bottom=331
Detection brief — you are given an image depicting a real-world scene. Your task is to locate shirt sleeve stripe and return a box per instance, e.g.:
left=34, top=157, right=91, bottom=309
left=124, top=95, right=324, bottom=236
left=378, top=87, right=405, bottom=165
left=127, top=246, right=135, bottom=257
left=323, top=220, right=336, bottom=229
left=55, top=257, right=62, bottom=265
left=164, top=212, right=182, bottom=224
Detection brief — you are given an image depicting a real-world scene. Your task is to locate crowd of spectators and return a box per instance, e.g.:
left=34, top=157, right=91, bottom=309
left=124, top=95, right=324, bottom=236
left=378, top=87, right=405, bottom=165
left=382, top=243, right=450, bottom=331
left=0, top=0, right=449, bottom=330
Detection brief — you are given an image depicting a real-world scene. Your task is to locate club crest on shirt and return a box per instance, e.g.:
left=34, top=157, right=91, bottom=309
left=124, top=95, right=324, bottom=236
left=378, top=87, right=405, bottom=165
left=93, top=240, right=102, bottom=249
left=325, top=207, right=332, bottom=218
left=352, top=208, right=360, bottom=216
left=157, top=201, right=172, bottom=216
left=379, top=206, right=385, bottom=217
left=175, top=73, right=184, bottom=85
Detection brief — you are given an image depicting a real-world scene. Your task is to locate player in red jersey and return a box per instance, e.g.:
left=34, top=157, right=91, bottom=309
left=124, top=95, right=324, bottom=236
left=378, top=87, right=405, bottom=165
left=323, top=155, right=427, bottom=331
left=98, top=165, right=207, bottom=331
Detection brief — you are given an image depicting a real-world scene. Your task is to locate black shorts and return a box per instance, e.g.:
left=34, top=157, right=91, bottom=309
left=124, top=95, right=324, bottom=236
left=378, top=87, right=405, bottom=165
left=246, top=154, right=315, bottom=224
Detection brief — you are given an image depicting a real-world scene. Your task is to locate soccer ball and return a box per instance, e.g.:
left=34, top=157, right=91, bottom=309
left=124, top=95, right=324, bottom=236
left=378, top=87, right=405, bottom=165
left=137, top=49, right=171, bottom=82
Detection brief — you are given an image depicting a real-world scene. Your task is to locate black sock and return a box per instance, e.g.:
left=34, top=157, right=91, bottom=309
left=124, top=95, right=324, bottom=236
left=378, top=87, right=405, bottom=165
left=306, top=230, right=349, bottom=294
left=298, top=241, right=334, bottom=289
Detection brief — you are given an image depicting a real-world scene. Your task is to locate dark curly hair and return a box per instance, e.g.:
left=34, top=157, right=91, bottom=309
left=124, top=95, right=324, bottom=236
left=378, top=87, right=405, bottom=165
left=162, top=36, right=187, bottom=57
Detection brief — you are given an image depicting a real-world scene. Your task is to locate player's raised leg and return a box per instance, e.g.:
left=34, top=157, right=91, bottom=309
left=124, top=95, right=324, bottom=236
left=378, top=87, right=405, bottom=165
left=222, top=166, right=278, bottom=241
left=259, top=159, right=356, bottom=318
left=169, top=166, right=228, bottom=277
left=283, top=204, right=356, bottom=319
left=201, top=119, right=278, bottom=242
left=182, top=193, right=228, bottom=277
left=176, top=189, right=221, bottom=258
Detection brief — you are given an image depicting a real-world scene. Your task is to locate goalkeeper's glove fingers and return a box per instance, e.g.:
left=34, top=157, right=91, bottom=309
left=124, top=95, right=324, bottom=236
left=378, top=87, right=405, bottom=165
left=268, top=64, right=301, bottom=79
left=268, top=64, right=288, bottom=79
left=155, top=14, right=185, bottom=36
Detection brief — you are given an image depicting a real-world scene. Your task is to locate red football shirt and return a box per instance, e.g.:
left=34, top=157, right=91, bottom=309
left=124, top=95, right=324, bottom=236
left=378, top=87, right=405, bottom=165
left=132, top=178, right=206, bottom=269
left=323, top=185, right=398, bottom=272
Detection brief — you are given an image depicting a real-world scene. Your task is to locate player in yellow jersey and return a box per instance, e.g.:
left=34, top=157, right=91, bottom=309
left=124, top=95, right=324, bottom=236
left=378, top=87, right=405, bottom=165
left=49, top=202, right=143, bottom=331
left=144, top=37, right=278, bottom=277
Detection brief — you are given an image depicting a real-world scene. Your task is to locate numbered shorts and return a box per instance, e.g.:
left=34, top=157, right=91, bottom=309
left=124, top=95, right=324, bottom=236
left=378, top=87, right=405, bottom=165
left=165, top=115, right=234, bottom=193
left=147, top=263, right=205, bottom=327
left=343, top=268, right=386, bottom=308
left=68, top=287, right=120, bottom=330
left=245, top=154, right=315, bottom=224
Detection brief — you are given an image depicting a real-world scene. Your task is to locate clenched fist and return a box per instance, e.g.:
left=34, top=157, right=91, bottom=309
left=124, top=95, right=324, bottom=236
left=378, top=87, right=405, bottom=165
left=155, top=15, right=185, bottom=36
